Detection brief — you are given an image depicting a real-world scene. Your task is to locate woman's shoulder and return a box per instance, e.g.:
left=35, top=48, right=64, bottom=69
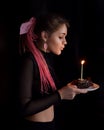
left=22, top=52, right=33, bottom=59
left=22, top=52, right=38, bottom=68
left=20, top=52, right=35, bottom=63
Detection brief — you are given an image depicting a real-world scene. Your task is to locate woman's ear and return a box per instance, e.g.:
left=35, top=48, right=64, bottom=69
left=41, top=31, right=48, bottom=41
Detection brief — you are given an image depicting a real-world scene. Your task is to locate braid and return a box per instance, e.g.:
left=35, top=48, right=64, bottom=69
left=19, top=16, right=57, bottom=93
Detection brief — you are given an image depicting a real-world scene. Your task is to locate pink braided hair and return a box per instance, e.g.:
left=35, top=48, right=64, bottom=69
left=20, top=17, right=56, bottom=93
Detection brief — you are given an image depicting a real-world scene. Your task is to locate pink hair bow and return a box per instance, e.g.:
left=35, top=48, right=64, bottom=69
left=20, top=17, right=36, bottom=35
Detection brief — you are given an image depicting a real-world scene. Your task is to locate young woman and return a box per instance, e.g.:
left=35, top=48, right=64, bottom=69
left=16, top=13, right=88, bottom=130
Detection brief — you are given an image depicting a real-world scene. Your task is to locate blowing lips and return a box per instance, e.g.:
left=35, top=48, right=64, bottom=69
left=61, top=45, right=65, bottom=50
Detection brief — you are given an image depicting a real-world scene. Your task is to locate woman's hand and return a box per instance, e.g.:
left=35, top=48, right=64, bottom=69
left=58, top=83, right=88, bottom=100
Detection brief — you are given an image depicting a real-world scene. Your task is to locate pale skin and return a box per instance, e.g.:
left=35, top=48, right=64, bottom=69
left=26, top=23, right=88, bottom=122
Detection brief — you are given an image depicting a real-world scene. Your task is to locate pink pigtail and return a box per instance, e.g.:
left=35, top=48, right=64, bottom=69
left=20, top=17, right=56, bottom=93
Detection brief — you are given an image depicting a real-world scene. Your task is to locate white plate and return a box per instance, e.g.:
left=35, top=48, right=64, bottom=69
left=82, top=83, right=100, bottom=91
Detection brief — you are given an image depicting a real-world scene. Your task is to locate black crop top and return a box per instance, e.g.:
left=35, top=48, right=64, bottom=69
left=16, top=51, right=61, bottom=118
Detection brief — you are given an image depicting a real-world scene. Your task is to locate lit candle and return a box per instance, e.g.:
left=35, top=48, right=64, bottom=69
left=81, top=60, right=85, bottom=80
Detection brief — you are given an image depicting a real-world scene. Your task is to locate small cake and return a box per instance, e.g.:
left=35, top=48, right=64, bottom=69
left=71, top=79, right=93, bottom=89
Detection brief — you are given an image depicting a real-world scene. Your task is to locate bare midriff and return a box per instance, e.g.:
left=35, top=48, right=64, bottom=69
left=25, top=105, right=54, bottom=122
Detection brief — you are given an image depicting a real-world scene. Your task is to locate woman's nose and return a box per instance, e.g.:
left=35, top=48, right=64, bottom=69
left=64, top=40, right=67, bottom=45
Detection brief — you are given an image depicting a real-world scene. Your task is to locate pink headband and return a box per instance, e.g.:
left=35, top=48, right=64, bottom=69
left=20, top=17, right=36, bottom=35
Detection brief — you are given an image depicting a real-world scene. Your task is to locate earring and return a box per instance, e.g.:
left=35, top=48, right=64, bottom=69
left=44, top=43, right=48, bottom=52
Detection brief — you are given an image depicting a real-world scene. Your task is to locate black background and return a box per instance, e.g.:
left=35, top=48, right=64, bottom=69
left=0, top=0, right=104, bottom=129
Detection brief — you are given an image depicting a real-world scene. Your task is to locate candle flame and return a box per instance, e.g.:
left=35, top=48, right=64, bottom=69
left=81, top=60, right=85, bottom=65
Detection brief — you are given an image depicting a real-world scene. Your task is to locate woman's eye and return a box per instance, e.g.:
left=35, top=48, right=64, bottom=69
left=59, top=37, right=63, bottom=39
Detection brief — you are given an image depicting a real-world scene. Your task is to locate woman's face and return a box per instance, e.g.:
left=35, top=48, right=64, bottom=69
left=46, top=24, right=68, bottom=55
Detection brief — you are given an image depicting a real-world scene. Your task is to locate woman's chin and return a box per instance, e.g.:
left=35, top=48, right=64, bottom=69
left=57, top=51, right=62, bottom=55
left=52, top=50, right=62, bottom=55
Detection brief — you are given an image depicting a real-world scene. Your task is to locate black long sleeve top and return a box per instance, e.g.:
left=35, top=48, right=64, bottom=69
left=16, top=51, right=61, bottom=118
